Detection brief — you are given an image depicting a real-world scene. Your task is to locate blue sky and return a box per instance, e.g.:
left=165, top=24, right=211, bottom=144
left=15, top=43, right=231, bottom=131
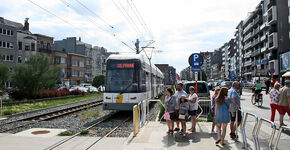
left=0, top=0, right=260, bottom=73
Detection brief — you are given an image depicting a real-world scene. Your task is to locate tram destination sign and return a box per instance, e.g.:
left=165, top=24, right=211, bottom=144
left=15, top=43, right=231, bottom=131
left=109, top=63, right=135, bottom=69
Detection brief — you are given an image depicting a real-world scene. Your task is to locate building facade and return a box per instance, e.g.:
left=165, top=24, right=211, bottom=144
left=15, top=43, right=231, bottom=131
left=155, top=64, right=176, bottom=85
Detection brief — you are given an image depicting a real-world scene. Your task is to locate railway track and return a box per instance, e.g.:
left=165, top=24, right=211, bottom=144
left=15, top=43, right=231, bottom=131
left=0, top=100, right=103, bottom=133
left=45, top=112, right=132, bottom=150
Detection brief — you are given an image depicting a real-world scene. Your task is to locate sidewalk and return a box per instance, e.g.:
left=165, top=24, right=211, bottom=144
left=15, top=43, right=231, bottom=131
left=117, top=121, right=254, bottom=150
left=0, top=121, right=255, bottom=150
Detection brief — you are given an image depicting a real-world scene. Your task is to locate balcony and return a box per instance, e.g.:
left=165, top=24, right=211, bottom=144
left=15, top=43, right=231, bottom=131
left=243, top=23, right=253, bottom=34
left=252, top=38, right=261, bottom=47
left=268, top=33, right=278, bottom=50
left=267, top=0, right=275, bottom=10
left=261, top=46, right=267, bottom=53
left=254, top=16, right=262, bottom=25
left=244, top=60, right=252, bottom=66
left=260, top=22, right=269, bottom=31
left=244, top=51, right=252, bottom=58
left=243, top=32, right=253, bottom=42
left=244, top=42, right=252, bottom=50
left=253, top=27, right=260, bottom=35
left=267, top=6, right=277, bottom=24
left=252, top=49, right=261, bottom=57
left=260, top=34, right=267, bottom=41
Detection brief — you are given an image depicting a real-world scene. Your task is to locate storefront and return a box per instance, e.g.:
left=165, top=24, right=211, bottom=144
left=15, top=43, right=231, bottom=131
left=280, top=51, right=290, bottom=85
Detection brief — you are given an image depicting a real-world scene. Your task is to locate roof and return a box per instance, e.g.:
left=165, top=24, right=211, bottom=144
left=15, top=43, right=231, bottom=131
left=0, top=17, right=23, bottom=29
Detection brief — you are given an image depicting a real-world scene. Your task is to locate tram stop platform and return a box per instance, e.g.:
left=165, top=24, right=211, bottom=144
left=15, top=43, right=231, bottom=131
left=119, top=121, right=254, bottom=150
left=0, top=121, right=255, bottom=150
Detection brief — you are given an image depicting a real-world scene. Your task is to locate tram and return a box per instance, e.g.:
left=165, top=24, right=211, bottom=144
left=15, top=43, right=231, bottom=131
left=103, top=53, right=164, bottom=110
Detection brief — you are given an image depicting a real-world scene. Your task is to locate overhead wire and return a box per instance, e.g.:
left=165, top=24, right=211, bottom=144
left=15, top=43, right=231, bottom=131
left=26, top=0, right=135, bottom=52
left=74, top=0, right=114, bottom=29
left=112, top=0, right=143, bottom=37
left=130, top=0, right=154, bottom=39
left=59, top=0, right=136, bottom=52
left=72, top=0, right=132, bottom=46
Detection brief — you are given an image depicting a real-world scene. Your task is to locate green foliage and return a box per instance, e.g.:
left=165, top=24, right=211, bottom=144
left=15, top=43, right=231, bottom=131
left=92, top=74, right=105, bottom=88
left=58, top=131, right=74, bottom=136
left=12, top=55, right=61, bottom=94
left=80, top=130, right=89, bottom=135
left=0, top=62, right=9, bottom=90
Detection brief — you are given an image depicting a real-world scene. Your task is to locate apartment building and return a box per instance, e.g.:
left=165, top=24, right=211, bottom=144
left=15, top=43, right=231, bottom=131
left=67, top=53, right=85, bottom=85
left=53, top=51, right=68, bottom=86
left=200, top=51, right=213, bottom=78
left=0, top=17, right=22, bottom=68
left=208, top=0, right=290, bottom=82
left=155, top=64, right=176, bottom=85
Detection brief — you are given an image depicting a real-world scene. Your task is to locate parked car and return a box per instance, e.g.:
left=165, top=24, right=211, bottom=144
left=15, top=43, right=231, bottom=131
left=183, top=81, right=211, bottom=117
left=85, top=86, right=98, bottom=92
left=69, top=86, right=87, bottom=92
left=220, top=81, right=233, bottom=89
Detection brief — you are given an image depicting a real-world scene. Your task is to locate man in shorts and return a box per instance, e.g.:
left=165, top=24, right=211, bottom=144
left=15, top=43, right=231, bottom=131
left=228, top=81, right=241, bottom=139
left=173, top=83, right=187, bottom=132
left=278, top=80, right=290, bottom=127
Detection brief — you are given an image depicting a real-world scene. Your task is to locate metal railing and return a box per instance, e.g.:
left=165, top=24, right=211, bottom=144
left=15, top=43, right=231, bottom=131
left=273, top=126, right=290, bottom=150
left=255, top=118, right=277, bottom=150
left=240, top=112, right=259, bottom=150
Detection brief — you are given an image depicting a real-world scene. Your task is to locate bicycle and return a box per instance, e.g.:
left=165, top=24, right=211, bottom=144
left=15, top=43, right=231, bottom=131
left=251, top=93, right=263, bottom=107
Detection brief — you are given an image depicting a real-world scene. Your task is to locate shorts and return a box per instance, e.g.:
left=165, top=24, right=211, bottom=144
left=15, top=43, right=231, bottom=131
left=230, top=110, right=242, bottom=122
left=255, top=89, right=262, bottom=94
left=188, top=110, right=197, bottom=116
left=277, top=106, right=290, bottom=116
left=169, top=112, right=178, bottom=120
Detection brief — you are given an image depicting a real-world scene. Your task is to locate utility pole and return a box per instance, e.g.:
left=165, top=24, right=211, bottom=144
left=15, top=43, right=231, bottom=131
left=135, top=39, right=140, bottom=54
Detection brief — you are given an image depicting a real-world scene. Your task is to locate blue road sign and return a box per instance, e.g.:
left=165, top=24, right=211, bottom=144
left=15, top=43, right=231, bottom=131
left=191, top=53, right=201, bottom=67
left=191, top=66, right=201, bottom=72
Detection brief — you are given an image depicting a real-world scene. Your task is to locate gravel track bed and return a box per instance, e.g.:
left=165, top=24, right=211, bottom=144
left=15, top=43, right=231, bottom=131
left=7, top=106, right=112, bottom=134
left=0, top=98, right=102, bottom=124
left=148, top=102, right=159, bottom=121
left=3, top=100, right=160, bottom=138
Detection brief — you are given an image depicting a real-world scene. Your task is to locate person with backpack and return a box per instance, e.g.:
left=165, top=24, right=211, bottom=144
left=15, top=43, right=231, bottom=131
left=210, top=87, right=220, bottom=134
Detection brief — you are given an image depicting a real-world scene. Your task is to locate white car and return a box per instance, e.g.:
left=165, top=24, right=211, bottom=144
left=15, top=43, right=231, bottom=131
left=69, top=86, right=87, bottom=92
left=85, top=86, right=98, bottom=92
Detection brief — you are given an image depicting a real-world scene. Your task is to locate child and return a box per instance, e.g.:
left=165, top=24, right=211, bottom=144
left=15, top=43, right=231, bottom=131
left=178, top=95, right=189, bottom=136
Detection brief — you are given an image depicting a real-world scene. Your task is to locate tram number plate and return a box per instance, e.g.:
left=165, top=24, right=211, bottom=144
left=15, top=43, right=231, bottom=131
left=116, top=94, right=123, bottom=103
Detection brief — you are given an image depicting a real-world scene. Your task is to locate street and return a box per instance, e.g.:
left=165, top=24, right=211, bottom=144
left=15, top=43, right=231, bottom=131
left=230, top=90, right=289, bottom=149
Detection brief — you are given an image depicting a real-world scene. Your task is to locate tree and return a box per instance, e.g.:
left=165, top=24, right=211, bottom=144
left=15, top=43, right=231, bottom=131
left=0, top=63, right=9, bottom=91
left=92, top=75, right=105, bottom=88
left=12, top=55, right=61, bottom=94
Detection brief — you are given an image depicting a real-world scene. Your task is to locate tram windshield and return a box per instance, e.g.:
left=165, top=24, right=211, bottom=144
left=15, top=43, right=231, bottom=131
left=105, top=60, right=141, bottom=93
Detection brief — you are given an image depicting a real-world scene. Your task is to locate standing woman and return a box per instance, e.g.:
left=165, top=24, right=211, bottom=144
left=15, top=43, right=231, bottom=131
left=164, top=88, right=176, bottom=134
left=215, top=87, right=234, bottom=146
left=269, top=83, right=280, bottom=122
left=188, top=86, right=198, bottom=132
left=210, top=87, right=220, bottom=134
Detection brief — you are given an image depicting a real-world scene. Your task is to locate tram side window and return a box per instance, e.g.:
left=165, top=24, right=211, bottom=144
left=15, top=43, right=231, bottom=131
left=140, top=71, right=146, bottom=92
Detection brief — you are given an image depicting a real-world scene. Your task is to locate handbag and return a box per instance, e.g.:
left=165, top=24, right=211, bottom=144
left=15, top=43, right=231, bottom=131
left=164, top=112, right=171, bottom=120
left=178, top=114, right=186, bottom=120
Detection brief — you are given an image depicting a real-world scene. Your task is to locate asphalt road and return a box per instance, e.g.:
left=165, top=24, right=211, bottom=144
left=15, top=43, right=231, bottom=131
left=224, top=89, right=290, bottom=150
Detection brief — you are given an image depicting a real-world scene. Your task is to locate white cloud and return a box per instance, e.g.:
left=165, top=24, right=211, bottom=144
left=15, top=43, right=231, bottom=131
left=1, top=0, right=261, bottom=73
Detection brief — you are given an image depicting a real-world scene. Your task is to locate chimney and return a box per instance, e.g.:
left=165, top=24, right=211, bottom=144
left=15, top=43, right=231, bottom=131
left=24, top=18, right=29, bottom=31
left=79, top=37, right=81, bottom=41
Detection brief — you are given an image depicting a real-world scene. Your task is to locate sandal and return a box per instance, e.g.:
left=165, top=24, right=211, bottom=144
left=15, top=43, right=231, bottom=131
left=215, top=139, right=221, bottom=144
